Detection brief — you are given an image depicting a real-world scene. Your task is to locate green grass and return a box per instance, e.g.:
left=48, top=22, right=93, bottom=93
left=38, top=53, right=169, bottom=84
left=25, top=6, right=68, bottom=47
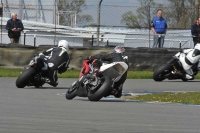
left=127, top=71, right=153, bottom=79
left=0, top=68, right=23, bottom=77
left=0, top=68, right=155, bottom=78
left=58, top=69, right=80, bottom=78
left=0, top=68, right=81, bottom=78
left=124, top=92, right=200, bottom=105
left=1, top=68, right=200, bottom=79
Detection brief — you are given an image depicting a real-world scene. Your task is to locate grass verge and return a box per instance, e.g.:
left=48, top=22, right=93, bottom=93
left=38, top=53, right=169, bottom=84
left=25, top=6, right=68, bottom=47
left=0, top=68, right=80, bottom=78
left=123, top=92, right=200, bottom=105
left=0, top=68, right=155, bottom=78
left=1, top=68, right=200, bottom=79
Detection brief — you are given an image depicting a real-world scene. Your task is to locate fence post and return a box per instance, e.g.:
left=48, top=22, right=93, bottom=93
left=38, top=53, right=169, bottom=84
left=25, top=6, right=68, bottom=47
left=198, top=4, right=200, bottom=44
left=107, top=38, right=109, bottom=46
left=179, top=41, right=181, bottom=49
left=24, top=31, right=26, bottom=46
left=0, top=2, right=3, bottom=44
left=34, top=35, right=36, bottom=47
left=97, top=0, right=103, bottom=47
left=148, top=0, right=152, bottom=48
left=92, top=34, right=94, bottom=46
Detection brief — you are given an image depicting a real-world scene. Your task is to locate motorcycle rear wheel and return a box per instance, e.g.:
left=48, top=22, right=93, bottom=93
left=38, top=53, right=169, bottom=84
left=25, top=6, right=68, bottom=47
left=88, top=76, right=112, bottom=101
left=153, top=64, right=173, bottom=81
left=16, top=67, right=37, bottom=88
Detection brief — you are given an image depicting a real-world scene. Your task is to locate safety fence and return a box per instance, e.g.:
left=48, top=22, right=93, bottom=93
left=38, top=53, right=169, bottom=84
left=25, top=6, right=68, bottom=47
left=0, top=0, right=199, bottom=48
left=0, top=30, right=193, bottom=48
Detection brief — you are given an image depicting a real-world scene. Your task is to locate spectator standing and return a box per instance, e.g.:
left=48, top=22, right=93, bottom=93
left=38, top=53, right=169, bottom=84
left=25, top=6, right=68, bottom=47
left=6, top=13, right=24, bottom=44
left=191, top=18, right=200, bottom=47
left=151, top=9, right=167, bottom=48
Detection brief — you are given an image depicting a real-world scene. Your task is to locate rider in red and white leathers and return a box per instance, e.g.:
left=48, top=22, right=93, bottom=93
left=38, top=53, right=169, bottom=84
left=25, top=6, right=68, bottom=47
left=86, top=46, right=129, bottom=98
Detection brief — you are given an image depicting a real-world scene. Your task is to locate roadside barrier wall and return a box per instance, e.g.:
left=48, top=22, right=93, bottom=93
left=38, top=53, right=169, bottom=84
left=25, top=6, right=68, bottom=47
left=0, top=44, right=180, bottom=70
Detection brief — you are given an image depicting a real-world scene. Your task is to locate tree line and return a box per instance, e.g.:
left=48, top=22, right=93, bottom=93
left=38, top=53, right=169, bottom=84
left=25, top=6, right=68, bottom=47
left=121, top=0, right=199, bottom=29
left=58, top=0, right=199, bottom=29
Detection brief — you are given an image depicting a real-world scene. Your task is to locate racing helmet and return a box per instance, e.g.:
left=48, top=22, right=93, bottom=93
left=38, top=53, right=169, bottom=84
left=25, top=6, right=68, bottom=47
left=113, top=46, right=125, bottom=54
left=58, top=40, right=69, bottom=51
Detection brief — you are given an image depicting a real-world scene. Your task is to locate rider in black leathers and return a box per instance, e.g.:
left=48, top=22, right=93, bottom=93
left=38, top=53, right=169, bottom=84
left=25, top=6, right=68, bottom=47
left=36, top=40, right=70, bottom=87
left=87, top=46, right=129, bottom=98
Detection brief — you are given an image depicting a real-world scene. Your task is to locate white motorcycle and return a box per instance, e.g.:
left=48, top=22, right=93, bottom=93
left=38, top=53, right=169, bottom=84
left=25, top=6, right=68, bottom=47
left=153, top=52, right=199, bottom=81
left=66, top=59, right=128, bottom=101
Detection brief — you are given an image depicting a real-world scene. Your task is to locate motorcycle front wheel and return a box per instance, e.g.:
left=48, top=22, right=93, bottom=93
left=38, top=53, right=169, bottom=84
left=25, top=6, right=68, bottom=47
left=153, top=63, right=173, bottom=81
left=16, top=67, right=37, bottom=88
left=66, top=81, right=78, bottom=100
left=88, top=76, right=112, bottom=101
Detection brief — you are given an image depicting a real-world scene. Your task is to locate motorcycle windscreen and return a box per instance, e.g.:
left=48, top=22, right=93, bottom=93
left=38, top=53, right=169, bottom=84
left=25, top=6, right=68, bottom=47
left=100, top=62, right=128, bottom=80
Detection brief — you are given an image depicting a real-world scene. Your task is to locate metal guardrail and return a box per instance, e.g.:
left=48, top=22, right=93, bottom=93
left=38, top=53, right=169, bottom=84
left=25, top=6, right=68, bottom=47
left=0, top=32, right=191, bottom=48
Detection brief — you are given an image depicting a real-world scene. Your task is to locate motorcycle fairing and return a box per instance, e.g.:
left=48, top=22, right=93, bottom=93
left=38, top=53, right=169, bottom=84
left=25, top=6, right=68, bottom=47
left=100, top=62, right=128, bottom=81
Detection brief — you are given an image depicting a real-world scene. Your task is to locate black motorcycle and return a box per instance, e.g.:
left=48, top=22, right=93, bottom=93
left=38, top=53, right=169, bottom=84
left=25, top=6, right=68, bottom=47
left=16, top=55, right=51, bottom=88
left=153, top=56, right=199, bottom=81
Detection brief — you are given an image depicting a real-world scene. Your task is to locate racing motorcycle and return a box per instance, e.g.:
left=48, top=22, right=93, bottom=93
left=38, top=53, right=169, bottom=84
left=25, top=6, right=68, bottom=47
left=16, top=55, right=51, bottom=88
left=153, top=54, right=199, bottom=82
left=65, top=59, right=128, bottom=101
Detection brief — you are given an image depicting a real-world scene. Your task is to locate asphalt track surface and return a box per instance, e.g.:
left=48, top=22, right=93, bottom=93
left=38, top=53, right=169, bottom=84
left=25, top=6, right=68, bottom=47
left=0, top=77, right=200, bottom=133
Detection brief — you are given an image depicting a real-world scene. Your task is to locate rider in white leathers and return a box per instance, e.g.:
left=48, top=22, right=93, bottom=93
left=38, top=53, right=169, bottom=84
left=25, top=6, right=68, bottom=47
left=175, top=43, right=200, bottom=79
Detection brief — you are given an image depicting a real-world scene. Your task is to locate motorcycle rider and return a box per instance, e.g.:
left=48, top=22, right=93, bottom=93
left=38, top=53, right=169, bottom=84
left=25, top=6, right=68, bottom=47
left=35, top=40, right=70, bottom=87
left=86, top=46, right=129, bottom=98
left=175, top=43, right=200, bottom=80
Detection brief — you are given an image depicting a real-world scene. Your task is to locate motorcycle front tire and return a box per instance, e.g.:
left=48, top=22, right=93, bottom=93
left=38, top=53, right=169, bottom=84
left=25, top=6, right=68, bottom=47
left=88, top=76, right=112, bottom=101
left=16, top=67, right=37, bottom=88
left=66, top=81, right=78, bottom=100
left=153, top=63, right=173, bottom=82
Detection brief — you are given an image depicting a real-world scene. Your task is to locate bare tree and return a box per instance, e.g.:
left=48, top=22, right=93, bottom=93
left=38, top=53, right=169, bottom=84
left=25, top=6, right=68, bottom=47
left=121, top=11, right=141, bottom=28
left=164, top=0, right=198, bottom=28
left=57, top=0, right=93, bottom=26
left=121, top=0, right=163, bottom=28
left=121, top=0, right=199, bottom=29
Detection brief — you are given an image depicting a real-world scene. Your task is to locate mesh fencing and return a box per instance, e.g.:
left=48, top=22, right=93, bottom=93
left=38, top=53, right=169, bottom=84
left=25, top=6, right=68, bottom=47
left=0, top=1, right=199, bottom=48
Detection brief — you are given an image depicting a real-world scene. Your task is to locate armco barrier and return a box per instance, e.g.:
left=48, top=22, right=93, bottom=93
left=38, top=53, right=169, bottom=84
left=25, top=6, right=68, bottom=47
left=0, top=44, right=180, bottom=70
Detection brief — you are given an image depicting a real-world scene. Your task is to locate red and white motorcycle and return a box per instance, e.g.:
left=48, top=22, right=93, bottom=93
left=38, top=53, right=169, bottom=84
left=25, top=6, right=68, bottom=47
left=66, top=59, right=128, bottom=101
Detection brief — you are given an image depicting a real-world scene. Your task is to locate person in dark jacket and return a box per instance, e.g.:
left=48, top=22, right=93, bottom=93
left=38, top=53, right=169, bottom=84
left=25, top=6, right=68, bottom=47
left=37, top=40, right=70, bottom=87
left=191, top=18, right=200, bottom=47
left=6, top=12, right=24, bottom=44
left=87, top=46, right=129, bottom=98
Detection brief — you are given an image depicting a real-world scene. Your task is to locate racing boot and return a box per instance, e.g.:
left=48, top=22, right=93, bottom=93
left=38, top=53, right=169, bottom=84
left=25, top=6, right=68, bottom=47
left=185, top=74, right=194, bottom=80
left=114, top=84, right=123, bottom=98
left=41, top=77, right=58, bottom=87
left=173, top=71, right=184, bottom=78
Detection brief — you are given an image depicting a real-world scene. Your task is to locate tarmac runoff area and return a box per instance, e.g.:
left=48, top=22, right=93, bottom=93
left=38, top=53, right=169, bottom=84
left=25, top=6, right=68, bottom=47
left=1, top=78, right=200, bottom=133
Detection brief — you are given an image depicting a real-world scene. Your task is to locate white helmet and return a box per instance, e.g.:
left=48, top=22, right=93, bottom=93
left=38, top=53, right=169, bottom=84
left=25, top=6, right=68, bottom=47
left=114, top=46, right=125, bottom=54
left=58, top=40, right=69, bottom=51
